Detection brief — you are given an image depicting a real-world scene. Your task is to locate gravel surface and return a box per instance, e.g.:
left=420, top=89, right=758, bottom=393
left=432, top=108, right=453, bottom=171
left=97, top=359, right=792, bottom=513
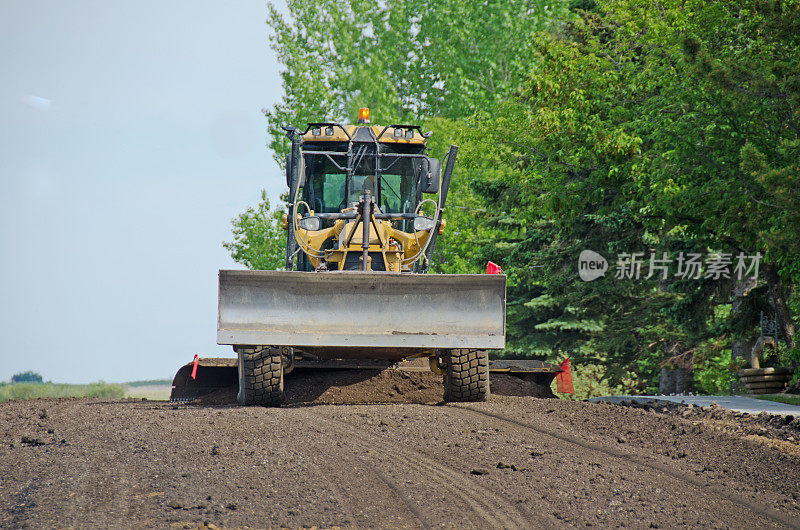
left=1, top=371, right=799, bottom=528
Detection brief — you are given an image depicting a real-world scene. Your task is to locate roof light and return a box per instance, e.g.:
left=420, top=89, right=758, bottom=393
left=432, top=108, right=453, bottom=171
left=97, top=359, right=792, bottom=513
left=324, top=126, right=334, bottom=136
left=312, top=128, right=321, bottom=136
left=393, top=128, right=403, bottom=138
left=357, top=107, right=370, bottom=124
left=405, top=129, right=414, bottom=139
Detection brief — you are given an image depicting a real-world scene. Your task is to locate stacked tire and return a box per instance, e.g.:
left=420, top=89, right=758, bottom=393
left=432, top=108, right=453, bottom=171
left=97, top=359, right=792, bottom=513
left=738, top=367, right=793, bottom=395
left=443, top=349, right=490, bottom=402
left=235, top=346, right=285, bottom=406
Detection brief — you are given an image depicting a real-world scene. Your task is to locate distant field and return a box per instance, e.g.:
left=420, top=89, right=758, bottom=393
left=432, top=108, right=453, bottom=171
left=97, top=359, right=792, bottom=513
left=125, top=379, right=171, bottom=388
left=0, top=382, right=126, bottom=402
left=0, top=379, right=173, bottom=402
left=124, top=383, right=171, bottom=401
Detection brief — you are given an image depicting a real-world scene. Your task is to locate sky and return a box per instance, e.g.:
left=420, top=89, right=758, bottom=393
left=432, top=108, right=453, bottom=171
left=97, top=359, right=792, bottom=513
left=0, top=1, right=289, bottom=383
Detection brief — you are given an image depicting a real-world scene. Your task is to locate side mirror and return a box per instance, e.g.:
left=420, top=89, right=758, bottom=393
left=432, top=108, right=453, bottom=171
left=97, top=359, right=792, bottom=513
left=419, top=157, right=441, bottom=194
left=286, top=153, right=306, bottom=188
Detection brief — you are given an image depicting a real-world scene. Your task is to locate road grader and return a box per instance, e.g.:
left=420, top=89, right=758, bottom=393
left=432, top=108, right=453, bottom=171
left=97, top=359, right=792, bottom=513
left=172, top=108, right=506, bottom=405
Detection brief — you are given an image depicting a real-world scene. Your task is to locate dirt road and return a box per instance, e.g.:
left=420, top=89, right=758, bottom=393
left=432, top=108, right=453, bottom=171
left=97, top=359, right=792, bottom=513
left=2, top=372, right=799, bottom=528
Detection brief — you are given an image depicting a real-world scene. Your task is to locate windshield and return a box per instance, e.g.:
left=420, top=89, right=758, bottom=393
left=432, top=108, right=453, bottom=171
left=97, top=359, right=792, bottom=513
left=304, top=147, right=420, bottom=215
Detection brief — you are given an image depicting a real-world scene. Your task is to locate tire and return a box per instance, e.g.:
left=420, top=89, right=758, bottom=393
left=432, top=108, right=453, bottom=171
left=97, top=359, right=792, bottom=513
left=443, top=349, right=489, bottom=402
left=235, top=346, right=284, bottom=406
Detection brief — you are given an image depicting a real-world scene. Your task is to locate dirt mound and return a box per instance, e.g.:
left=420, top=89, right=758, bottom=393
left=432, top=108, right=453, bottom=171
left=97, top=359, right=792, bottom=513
left=610, top=399, right=800, bottom=445
left=191, top=369, right=554, bottom=406
left=490, top=373, right=556, bottom=398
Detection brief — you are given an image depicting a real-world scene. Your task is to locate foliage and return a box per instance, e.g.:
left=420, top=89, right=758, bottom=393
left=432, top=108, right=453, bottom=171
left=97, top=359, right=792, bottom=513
left=693, top=340, right=734, bottom=395
left=265, top=0, right=572, bottom=165
left=449, top=0, right=800, bottom=388
left=553, top=364, right=633, bottom=400
left=227, top=0, right=799, bottom=394
left=11, top=371, right=43, bottom=384
left=223, top=190, right=286, bottom=270
left=0, top=382, right=126, bottom=402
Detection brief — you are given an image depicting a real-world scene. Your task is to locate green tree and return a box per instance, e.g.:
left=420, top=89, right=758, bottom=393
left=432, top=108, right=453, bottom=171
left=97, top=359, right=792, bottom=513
left=223, top=190, right=286, bottom=270
left=11, top=371, right=43, bottom=384
left=264, top=0, right=571, bottom=165
left=455, top=0, right=799, bottom=386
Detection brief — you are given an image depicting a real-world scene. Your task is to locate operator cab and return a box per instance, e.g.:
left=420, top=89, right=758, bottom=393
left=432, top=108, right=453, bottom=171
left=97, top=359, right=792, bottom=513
left=284, top=108, right=449, bottom=272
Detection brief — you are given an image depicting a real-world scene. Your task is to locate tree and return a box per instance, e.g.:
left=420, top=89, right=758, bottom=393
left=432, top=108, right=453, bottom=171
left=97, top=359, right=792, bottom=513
left=223, top=190, right=287, bottom=270
left=264, top=0, right=571, bottom=165
left=453, top=0, right=799, bottom=386
left=11, top=371, right=43, bottom=384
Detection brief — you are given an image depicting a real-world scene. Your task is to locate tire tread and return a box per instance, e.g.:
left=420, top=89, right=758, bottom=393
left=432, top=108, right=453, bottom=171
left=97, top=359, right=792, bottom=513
left=235, top=346, right=284, bottom=407
left=443, top=349, right=490, bottom=402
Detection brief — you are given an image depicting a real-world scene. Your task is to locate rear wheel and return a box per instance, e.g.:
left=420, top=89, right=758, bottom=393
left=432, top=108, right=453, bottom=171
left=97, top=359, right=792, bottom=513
left=236, top=346, right=284, bottom=406
left=443, top=349, right=489, bottom=402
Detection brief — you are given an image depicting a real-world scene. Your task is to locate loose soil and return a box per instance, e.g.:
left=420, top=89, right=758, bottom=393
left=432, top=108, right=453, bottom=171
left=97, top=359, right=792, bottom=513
left=194, top=369, right=554, bottom=407
left=1, top=369, right=799, bottom=529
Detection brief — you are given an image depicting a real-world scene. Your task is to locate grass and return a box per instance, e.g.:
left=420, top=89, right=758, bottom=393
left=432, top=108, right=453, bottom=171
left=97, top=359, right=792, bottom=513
left=752, top=394, right=800, bottom=407
left=0, top=382, right=126, bottom=402
left=124, top=384, right=171, bottom=401
left=126, top=379, right=171, bottom=387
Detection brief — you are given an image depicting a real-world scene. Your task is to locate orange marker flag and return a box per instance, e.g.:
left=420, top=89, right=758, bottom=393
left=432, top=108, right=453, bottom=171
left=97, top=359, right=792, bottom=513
left=556, top=357, right=574, bottom=394
left=486, top=261, right=503, bottom=274
left=190, top=354, right=199, bottom=380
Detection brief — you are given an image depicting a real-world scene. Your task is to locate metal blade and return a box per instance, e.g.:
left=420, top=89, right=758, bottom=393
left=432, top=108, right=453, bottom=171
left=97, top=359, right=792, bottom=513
left=217, top=270, right=505, bottom=349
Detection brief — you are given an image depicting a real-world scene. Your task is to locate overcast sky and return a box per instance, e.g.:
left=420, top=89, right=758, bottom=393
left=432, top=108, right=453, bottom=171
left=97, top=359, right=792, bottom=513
left=0, top=1, right=289, bottom=383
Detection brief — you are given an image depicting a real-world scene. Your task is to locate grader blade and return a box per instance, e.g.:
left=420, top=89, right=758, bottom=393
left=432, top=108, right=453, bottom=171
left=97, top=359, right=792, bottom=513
left=217, top=270, right=505, bottom=351
left=170, top=357, right=237, bottom=402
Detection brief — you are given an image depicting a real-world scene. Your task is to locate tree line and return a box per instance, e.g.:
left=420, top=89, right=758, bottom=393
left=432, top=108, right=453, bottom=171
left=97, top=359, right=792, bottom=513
left=224, top=0, right=800, bottom=393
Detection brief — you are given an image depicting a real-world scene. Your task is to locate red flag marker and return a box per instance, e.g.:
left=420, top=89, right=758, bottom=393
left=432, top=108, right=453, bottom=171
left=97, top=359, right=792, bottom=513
left=486, top=261, right=503, bottom=274
left=190, top=354, right=199, bottom=380
left=556, top=357, right=574, bottom=394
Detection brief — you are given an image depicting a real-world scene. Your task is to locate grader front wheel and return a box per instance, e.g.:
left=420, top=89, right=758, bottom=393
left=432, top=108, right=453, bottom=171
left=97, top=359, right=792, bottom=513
left=443, top=349, right=489, bottom=402
left=236, top=346, right=285, bottom=407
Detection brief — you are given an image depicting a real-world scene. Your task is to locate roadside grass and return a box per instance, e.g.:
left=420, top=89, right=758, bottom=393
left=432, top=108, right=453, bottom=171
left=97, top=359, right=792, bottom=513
left=752, top=394, right=800, bottom=407
left=0, top=382, right=126, bottom=402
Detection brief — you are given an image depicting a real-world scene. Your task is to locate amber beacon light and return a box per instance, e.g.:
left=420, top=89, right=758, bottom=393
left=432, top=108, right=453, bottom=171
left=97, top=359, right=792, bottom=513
left=357, top=107, right=370, bottom=124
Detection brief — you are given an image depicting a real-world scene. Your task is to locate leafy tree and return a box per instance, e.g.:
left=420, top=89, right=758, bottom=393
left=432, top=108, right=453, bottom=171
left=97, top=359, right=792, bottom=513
left=223, top=190, right=286, bottom=270
left=11, top=371, right=43, bottom=384
left=455, top=0, right=799, bottom=386
left=228, top=0, right=800, bottom=392
left=264, top=0, right=572, bottom=164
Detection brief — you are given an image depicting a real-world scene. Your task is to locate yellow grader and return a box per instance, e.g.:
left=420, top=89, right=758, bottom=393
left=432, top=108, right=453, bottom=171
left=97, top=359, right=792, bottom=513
left=171, top=109, right=506, bottom=405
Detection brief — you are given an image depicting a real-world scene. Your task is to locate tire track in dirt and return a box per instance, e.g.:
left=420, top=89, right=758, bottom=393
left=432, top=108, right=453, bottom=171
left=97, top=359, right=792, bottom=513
left=288, top=439, right=425, bottom=528
left=298, top=407, right=551, bottom=529
left=453, top=404, right=799, bottom=529
left=47, top=401, right=144, bottom=527
left=289, top=453, right=362, bottom=527
left=351, top=454, right=432, bottom=528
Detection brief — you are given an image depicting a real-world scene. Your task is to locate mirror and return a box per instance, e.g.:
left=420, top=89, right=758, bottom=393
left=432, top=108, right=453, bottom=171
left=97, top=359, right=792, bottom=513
left=419, top=157, right=441, bottom=194
left=285, top=153, right=306, bottom=188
